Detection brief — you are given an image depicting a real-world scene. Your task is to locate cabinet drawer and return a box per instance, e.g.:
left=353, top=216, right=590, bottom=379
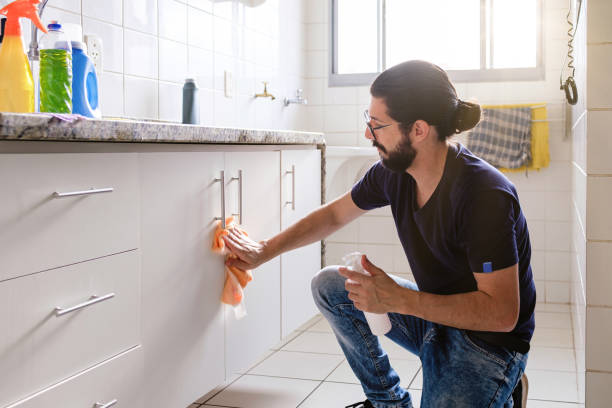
left=0, top=153, right=139, bottom=281
left=0, top=250, right=141, bottom=407
left=7, top=346, right=143, bottom=408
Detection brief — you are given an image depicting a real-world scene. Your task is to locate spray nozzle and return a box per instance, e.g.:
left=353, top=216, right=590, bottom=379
left=0, top=0, right=47, bottom=36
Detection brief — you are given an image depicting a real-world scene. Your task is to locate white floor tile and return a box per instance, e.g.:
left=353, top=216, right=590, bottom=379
left=205, top=374, right=320, bottom=408
left=528, top=346, right=577, bottom=371
left=535, top=311, right=572, bottom=329
left=531, top=327, right=574, bottom=348
left=307, top=317, right=335, bottom=333
left=248, top=350, right=343, bottom=380
left=326, top=359, right=421, bottom=389
left=296, top=314, right=323, bottom=331
left=380, top=336, right=420, bottom=361
left=281, top=331, right=344, bottom=355
left=526, top=401, right=584, bottom=407
left=535, top=303, right=571, bottom=313
left=297, top=381, right=366, bottom=408
left=271, top=330, right=302, bottom=351
left=409, top=368, right=423, bottom=390
left=524, top=369, right=579, bottom=403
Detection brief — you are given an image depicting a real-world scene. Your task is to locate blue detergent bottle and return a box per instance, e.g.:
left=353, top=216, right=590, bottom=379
left=71, top=41, right=101, bottom=118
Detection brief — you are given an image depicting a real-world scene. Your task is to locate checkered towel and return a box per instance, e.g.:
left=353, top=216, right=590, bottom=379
left=466, top=107, right=532, bottom=169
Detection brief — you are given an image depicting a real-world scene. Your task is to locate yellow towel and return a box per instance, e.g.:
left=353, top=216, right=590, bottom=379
left=481, top=103, right=550, bottom=173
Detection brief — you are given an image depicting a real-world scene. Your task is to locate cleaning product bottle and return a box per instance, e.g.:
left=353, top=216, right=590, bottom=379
left=0, top=0, right=47, bottom=113
left=342, top=252, right=392, bottom=336
left=39, top=20, right=72, bottom=113
left=71, top=41, right=100, bottom=118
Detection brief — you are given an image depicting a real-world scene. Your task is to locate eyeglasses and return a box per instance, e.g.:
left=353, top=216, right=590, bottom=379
left=364, top=109, right=392, bottom=141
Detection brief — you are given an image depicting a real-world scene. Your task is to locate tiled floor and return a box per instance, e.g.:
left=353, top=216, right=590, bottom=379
left=189, top=303, right=584, bottom=408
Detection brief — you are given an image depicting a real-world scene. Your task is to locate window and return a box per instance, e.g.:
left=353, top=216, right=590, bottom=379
left=330, top=0, right=543, bottom=86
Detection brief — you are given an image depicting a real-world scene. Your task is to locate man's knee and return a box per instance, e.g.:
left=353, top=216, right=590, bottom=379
left=311, top=265, right=345, bottom=304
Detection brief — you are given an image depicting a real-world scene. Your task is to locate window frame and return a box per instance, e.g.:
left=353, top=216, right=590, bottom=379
left=329, top=0, right=544, bottom=87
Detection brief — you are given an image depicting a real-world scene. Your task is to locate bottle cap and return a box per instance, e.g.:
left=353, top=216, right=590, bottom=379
left=71, top=40, right=86, bottom=52
left=185, top=78, right=196, bottom=83
left=47, top=20, right=62, bottom=31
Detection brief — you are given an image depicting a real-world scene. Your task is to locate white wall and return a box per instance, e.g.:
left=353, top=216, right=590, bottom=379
left=307, top=0, right=575, bottom=304
left=20, top=0, right=308, bottom=130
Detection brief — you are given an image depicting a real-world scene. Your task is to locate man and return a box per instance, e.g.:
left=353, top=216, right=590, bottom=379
left=223, top=60, right=535, bottom=407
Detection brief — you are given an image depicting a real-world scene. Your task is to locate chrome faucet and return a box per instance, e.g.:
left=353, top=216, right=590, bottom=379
left=284, top=89, right=308, bottom=106
left=27, top=0, right=49, bottom=61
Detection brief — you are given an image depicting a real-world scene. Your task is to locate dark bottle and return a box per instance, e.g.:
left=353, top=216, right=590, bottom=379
left=182, top=78, right=200, bottom=125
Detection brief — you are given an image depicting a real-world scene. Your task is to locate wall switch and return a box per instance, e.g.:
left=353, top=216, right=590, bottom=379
left=224, top=70, right=233, bottom=98
left=84, top=34, right=103, bottom=73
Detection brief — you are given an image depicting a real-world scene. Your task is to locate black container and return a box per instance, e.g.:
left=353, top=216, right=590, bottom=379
left=182, top=78, right=200, bottom=125
left=0, top=18, right=6, bottom=45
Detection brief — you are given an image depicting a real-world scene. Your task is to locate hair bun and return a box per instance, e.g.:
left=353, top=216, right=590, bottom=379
left=452, top=99, right=481, bottom=133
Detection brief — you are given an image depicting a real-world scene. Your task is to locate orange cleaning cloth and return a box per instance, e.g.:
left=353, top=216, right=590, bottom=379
left=212, top=217, right=253, bottom=306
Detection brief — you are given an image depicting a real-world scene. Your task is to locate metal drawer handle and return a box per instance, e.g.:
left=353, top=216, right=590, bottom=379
left=231, top=169, right=243, bottom=225
left=213, top=171, right=226, bottom=229
left=53, top=187, right=114, bottom=198
left=285, top=165, right=295, bottom=210
left=54, top=293, right=115, bottom=317
left=94, top=399, right=118, bottom=408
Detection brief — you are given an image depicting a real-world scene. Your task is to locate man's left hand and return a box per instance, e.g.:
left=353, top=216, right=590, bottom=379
left=338, top=255, right=403, bottom=314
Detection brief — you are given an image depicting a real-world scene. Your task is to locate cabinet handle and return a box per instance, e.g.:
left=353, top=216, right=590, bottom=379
left=54, top=293, right=115, bottom=317
left=53, top=187, right=114, bottom=198
left=285, top=165, right=295, bottom=210
left=94, top=399, right=118, bottom=408
left=213, top=171, right=226, bottom=229
left=231, top=170, right=243, bottom=225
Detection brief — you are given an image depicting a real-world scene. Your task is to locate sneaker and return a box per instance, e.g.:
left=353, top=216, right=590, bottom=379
left=512, top=373, right=529, bottom=407
left=345, top=400, right=374, bottom=408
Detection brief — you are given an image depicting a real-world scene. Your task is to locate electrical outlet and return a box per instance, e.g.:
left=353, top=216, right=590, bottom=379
left=84, top=34, right=103, bottom=73
left=224, top=70, right=233, bottom=98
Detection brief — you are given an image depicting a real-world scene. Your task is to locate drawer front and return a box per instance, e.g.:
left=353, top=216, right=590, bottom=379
left=0, top=153, right=139, bottom=281
left=0, top=250, right=141, bottom=407
left=7, top=346, right=143, bottom=408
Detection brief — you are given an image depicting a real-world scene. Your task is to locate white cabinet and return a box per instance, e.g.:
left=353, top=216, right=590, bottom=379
left=139, top=152, right=226, bottom=408
left=280, top=149, right=322, bottom=338
left=224, top=151, right=281, bottom=377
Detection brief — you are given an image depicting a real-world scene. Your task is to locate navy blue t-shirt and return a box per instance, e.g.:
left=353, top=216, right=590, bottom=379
left=351, top=143, right=536, bottom=349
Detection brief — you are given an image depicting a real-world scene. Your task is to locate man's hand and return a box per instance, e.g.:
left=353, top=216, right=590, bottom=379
left=223, top=228, right=269, bottom=270
left=338, top=255, right=403, bottom=314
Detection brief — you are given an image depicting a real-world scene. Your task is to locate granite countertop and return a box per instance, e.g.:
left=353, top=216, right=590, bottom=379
left=0, top=112, right=325, bottom=145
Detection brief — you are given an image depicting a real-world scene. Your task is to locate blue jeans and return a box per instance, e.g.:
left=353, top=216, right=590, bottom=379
left=311, top=266, right=528, bottom=408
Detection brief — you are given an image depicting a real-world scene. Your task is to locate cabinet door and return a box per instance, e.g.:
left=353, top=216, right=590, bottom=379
left=139, top=152, right=226, bottom=408
left=224, top=151, right=281, bottom=377
left=280, top=149, right=322, bottom=338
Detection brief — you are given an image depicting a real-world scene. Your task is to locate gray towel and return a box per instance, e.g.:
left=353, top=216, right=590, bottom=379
left=466, top=107, right=532, bottom=169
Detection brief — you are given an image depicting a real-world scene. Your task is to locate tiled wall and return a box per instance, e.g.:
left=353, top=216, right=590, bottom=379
left=581, top=0, right=612, bottom=405
left=22, top=0, right=308, bottom=129
left=307, top=0, right=574, bottom=303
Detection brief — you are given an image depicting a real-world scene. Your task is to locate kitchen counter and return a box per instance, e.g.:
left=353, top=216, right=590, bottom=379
left=0, top=112, right=325, bottom=146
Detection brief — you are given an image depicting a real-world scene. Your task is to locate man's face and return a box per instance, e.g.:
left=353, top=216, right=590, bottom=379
left=365, top=97, right=417, bottom=173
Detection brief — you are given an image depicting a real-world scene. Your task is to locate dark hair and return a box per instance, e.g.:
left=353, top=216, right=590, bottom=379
left=370, top=60, right=481, bottom=141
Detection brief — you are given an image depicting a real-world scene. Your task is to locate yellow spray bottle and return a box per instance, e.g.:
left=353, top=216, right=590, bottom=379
left=0, top=0, right=47, bottom=112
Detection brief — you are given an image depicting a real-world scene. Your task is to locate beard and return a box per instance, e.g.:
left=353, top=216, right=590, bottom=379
left=373, top=135, right=417, bottom=173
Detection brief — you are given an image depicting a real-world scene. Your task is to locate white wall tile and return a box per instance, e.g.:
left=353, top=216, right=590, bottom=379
left=158, top=0, right=187, bottom=42
left=586, top=176, right=612, bottom=241
left=323, top=86, right=357, bottom=106
left=41, top=6, right=81, bottom=28
left=545, top=191, right=571, bottom=221
left=83, top=0, right=122, bottom=25
left=546, top=281, right=570, bottom=303
left=393, top=245, right=412, bottom=275
left=306, top=23, right=327, bottom=51
left=214, top=53, right=236, bottom=92
left=124, top=76, right=158, bottom=119
left=545, top=251, right=570, bottom=281
left=50, top=0, right=81, bottom=13
left=324, top=105, right=358, bottom=133
left=546, top=221, right=571, bottom=251
left=187, top=0, right=213, bottom=13
left=158, top=81, right=183, bottom=122
left=587, top=111, right=612, bottom=175
left=213, top=90, right=236, bottom=127
left=529, top=220, right=546, bottom=251
left=124, top=29, right=158, bottom=79
left=213, top=15, right=234, bottom=56
left=213, top=0, right=233, bottom=20
left=586, top=307, right=612, bottom=371
left=358, top=216, right=399, bottom=245
left=198, top=87, right=214, bottom=126
left=82, top=17, right=123, bottom=73
left=530, top=250, right=547, bottom=281
left=520, top=191, right=547, bottom=220
left=586, top=370, right=612, bottom=407
left=324, top=133, right=358, bottom=146
left=587, top=0, right=612, bottom=43
left=534, top=280, right=546, bottom=303
left=587, top=242, right=612, bottom=307
left=587, top=44, right=612, bottom=109
left=99, top=71, right=124, bottom=117
left=304, top=0, right=328, bottom=24
left=358, top=243, right=394, bottom=273
left=187, top=46, right=214, bottom=90
left=188, top=6, right=214, bottom=50
left=124, top=0, right=158, bottom=35
left=305, top=50, right=327, bottom=78
left=159, top=39, right=188, bottom=83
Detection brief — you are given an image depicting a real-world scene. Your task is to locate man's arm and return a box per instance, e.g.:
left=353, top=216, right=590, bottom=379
left=400, top=264, right=520, bottom=332
left=224, top=191, right=367, bottom=270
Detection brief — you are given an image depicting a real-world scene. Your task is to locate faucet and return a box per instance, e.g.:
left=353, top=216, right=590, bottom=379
left=254, top=81, right=275, bottom=100
left=27, top=0, right=49, bottom=61
left=284, top=89, right=308, bottom=106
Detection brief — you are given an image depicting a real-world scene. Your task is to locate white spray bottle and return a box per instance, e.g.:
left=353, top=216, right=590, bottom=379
left=342, top=252, right=392, bottom=336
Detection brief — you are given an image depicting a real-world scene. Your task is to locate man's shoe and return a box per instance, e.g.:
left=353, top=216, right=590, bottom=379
left=345, top=400, right=374, bottom=408
left=512, top=373, right=529, bottom=407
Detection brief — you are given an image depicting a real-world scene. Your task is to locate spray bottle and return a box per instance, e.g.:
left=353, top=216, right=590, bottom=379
left=0, top=0, right=47, bottom=113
